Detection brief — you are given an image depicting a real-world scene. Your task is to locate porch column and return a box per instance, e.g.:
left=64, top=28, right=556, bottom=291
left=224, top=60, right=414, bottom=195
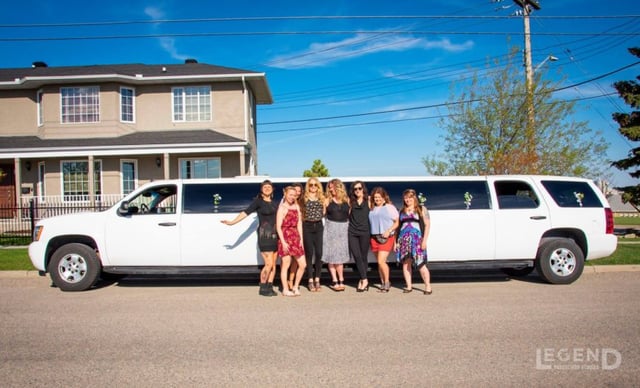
left=163, top=153, right=170, bottom=179
left=13, top=157, right=22, bottom=207
left=87, top=155, right=95, bottom=206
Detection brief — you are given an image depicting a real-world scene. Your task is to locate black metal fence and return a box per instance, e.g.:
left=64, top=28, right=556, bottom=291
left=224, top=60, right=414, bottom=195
left=0, top=200, right=116, bottom=246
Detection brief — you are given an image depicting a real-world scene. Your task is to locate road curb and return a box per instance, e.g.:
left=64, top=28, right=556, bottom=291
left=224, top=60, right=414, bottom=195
left=584, top=264, right=640, bottom=273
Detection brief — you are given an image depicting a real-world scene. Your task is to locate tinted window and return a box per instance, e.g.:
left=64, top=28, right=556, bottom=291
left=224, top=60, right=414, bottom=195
left=541, top=180, right=603, bottom=208
left=183, top=182, right=286, bottom=214
left=362, top=180, right=491, bottom=210
left=126, top=184, right=177, bottom=214
left=494, top=181, right=540, bottom=209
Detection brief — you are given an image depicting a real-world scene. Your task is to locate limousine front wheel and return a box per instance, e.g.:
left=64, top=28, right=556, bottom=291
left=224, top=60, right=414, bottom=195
left=535, top=239, right=584, bottom=284
left=48, top=243, right=101, bottom=291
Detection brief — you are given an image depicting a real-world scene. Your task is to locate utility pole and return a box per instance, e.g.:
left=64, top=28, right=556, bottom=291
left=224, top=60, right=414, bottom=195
left=513, top=0, right=540, bottom=172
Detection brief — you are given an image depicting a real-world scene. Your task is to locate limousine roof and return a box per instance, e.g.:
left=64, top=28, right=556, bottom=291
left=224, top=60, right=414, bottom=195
left=145, top=175, right=591, bottom=186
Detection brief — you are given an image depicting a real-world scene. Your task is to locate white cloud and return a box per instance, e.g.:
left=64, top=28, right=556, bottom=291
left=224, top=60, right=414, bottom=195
left=144, top=6, right=191, bottom=61
left=144, top=6, right=164, bottom=20
left=267, top=34, right=474, bottom=69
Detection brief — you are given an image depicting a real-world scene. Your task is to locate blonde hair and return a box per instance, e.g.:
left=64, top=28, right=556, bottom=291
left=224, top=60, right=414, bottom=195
left=304, top=178, right=326, bottom=203
left=325, top=178, right=348, bottom=204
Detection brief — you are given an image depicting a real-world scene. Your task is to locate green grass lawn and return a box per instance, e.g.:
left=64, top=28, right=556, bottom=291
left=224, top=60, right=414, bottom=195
left=614, top=217, right=640, bottom=226
left=2, top=243, right=639, bottom=271
left=0, top=248, right=36, bottom=271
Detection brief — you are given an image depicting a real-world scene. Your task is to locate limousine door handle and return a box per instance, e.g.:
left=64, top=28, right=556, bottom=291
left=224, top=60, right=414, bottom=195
left=158, top=222, right=177, bottom=227
left=530, top=216, right=547, bottom=220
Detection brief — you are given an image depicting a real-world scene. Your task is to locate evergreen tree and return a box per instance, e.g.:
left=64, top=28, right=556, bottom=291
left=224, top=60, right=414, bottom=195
left=611, top=47, right=640, bottom=209
left=303, top=159, right=330, bottom=177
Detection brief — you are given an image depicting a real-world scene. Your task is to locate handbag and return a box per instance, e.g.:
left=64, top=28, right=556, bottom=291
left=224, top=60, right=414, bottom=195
left=374, top=234, right=388, bottom=244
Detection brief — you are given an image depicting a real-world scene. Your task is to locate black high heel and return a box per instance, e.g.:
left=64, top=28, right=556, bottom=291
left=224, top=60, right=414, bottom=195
left=357, top=284, right=369, bottom=293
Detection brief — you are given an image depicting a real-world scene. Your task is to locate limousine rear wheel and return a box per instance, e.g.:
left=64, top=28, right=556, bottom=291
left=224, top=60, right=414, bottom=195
left=535, top=239, right=584, bottom=284
left=48, top=243, right=101, bottom=291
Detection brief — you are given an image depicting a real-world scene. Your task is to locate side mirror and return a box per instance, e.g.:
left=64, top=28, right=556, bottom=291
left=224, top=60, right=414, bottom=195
left=118, top=201, right=138, bottom=215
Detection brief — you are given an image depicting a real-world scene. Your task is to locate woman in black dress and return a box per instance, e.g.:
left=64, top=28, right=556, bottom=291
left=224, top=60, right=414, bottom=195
left=222, top=180, right=278, bottom=296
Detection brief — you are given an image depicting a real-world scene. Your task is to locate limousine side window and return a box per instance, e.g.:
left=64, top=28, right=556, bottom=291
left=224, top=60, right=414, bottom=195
left=494, top=181, right=539, bottom=209
left=182, top=182, right=286, bottom=214
left=125, top=184, right=177, bottom=214
left=541, top=180, right=603, bottom=208
left=364, top=180, right=491, bottom=210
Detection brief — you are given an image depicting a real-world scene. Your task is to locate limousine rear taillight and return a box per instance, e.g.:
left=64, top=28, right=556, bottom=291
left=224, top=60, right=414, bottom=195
left=605, top=208, right=614, bottom=234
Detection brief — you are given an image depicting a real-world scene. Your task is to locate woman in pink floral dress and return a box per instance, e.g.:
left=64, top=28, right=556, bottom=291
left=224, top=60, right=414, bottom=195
left=277, top=186, right=306, bottom=296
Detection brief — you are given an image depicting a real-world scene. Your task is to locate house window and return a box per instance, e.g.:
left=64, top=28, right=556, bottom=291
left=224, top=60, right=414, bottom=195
left=180, top=158, right=221, bottom=179
left=37, top=90, right=44, bottom=126
left=120, top=87, right=135, bottom=123
left=121, top=160, right=137, bottom=195
left=61, top=160, right=102, bottom=202
left=60, top=86, right=100, bottom=123
left=172, top=86, right=211, bottom=122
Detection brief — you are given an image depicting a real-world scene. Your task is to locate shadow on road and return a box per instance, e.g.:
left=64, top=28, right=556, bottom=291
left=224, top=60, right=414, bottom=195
left=94, top=267, right=551, bottom=289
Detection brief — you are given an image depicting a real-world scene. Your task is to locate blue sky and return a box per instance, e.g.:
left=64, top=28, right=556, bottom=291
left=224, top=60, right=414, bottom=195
left=1, top=1, right=639, bottom=186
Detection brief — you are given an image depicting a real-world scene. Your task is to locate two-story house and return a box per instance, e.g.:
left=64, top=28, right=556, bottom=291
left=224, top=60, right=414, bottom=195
left=0, top=60, right=272, bottom=209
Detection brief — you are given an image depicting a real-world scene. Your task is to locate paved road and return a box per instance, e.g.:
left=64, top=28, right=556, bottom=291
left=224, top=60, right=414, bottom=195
left=1, top=271, right=639, bottom=387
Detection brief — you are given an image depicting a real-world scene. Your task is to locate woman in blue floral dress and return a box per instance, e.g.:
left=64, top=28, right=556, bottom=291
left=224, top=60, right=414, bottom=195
left=395, top=189, right=432, bottom=295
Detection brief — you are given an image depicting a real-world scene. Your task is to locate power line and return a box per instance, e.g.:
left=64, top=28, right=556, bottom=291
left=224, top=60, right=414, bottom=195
left=0, top=15, right=637, bottom=28
left=259, top=61, right=640, bottom=127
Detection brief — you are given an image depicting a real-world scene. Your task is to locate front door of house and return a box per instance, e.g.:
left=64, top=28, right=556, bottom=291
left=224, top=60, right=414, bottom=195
left=0, top=164, right=15, bottom=218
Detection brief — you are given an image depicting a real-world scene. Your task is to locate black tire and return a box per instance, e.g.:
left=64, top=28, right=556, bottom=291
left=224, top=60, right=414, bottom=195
left=501, top=267, right=535, bottom=277
left=535, top=238, right=584, bottom=284
left=47, top=243, right=101, bottom=291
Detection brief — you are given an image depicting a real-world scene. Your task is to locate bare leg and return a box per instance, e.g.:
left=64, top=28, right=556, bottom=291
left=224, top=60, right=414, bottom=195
left=260, top=252, right=274, bottom=283
left=377, top=251, right=391, bottom=287
left=267, top=252, right=277, bottom=283
left=402, top=259, right=413, bottom=290
left=293, top=256, right=306, bottom=290
left=419, top=265, right=432, bottom=293
left=280, top=256, right=291, bottom=292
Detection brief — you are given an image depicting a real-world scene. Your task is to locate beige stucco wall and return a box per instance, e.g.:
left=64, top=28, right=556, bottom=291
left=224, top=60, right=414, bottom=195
left=0, top=90, right=37, bottom=135
left=0, top=81, right=249, bottom=140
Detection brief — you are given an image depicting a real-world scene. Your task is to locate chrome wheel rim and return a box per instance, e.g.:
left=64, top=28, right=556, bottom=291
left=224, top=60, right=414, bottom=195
left=549, top=248, right=576, bottom=277
left=57, top=254, right=87, bottom=283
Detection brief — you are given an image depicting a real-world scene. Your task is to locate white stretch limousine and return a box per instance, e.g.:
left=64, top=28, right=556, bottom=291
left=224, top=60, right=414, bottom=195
left=29, top=175, right=617, bottom=291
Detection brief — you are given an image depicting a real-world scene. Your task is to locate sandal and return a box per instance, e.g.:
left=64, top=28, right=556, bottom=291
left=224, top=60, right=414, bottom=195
left=338, top=281, right=346, bottom=291
left=403, top=287, right=413, bottom=293
left=424, top=288, right=433, bottom=295
left=282, top=289, right=295, bottom=297
left=378, top=282, right=390, bottom=293
left=329, top=281, right=340, bottom=292
left=308, top=280, right=316, bottom=292
left=293, top=287, right=301, bottom=296
left=314, top=279, right=321, bottom=292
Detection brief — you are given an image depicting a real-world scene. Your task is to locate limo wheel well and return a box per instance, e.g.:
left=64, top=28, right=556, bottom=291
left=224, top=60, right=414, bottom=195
left=540, top=228, right=588, bottom=259
left=45, top=235, right=99, bottom=273
left=46, top=241, right=101, bottom=292
left=535, top=238, right=584, bottom=284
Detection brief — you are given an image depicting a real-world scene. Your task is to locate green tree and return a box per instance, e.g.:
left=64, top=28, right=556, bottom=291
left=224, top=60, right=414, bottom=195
left=611, top=47, right=640, bottom=209
left=423, top=48, right=608, bottom=177
left=303, top=159, right=329, bottom=177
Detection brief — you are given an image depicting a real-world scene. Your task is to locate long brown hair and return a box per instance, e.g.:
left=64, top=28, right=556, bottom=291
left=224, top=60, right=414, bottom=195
left=400, top=188, right=425, bottom=219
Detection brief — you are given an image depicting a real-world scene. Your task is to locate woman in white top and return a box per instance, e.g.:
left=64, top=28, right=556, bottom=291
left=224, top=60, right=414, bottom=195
left=368, top=186, right=399, bottom=293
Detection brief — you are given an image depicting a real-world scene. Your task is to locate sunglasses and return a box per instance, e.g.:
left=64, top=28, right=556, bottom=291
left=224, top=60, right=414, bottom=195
left=353, top=187, right=363, bottom=191
left=309, top=183, right=320, bottom=187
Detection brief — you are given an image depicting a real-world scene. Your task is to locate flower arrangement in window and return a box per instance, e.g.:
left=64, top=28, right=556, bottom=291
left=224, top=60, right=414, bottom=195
left=418, top=192, right=427, bottom=206
left=574, top=191, right=584, bottom=207
left=213, top=193, right=222, bottom=207
left=464, top=191, right=473, bottom=209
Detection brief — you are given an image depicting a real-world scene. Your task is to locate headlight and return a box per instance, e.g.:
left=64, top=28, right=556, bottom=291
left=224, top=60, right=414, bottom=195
left=33, top=225, right=43, bottom=241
